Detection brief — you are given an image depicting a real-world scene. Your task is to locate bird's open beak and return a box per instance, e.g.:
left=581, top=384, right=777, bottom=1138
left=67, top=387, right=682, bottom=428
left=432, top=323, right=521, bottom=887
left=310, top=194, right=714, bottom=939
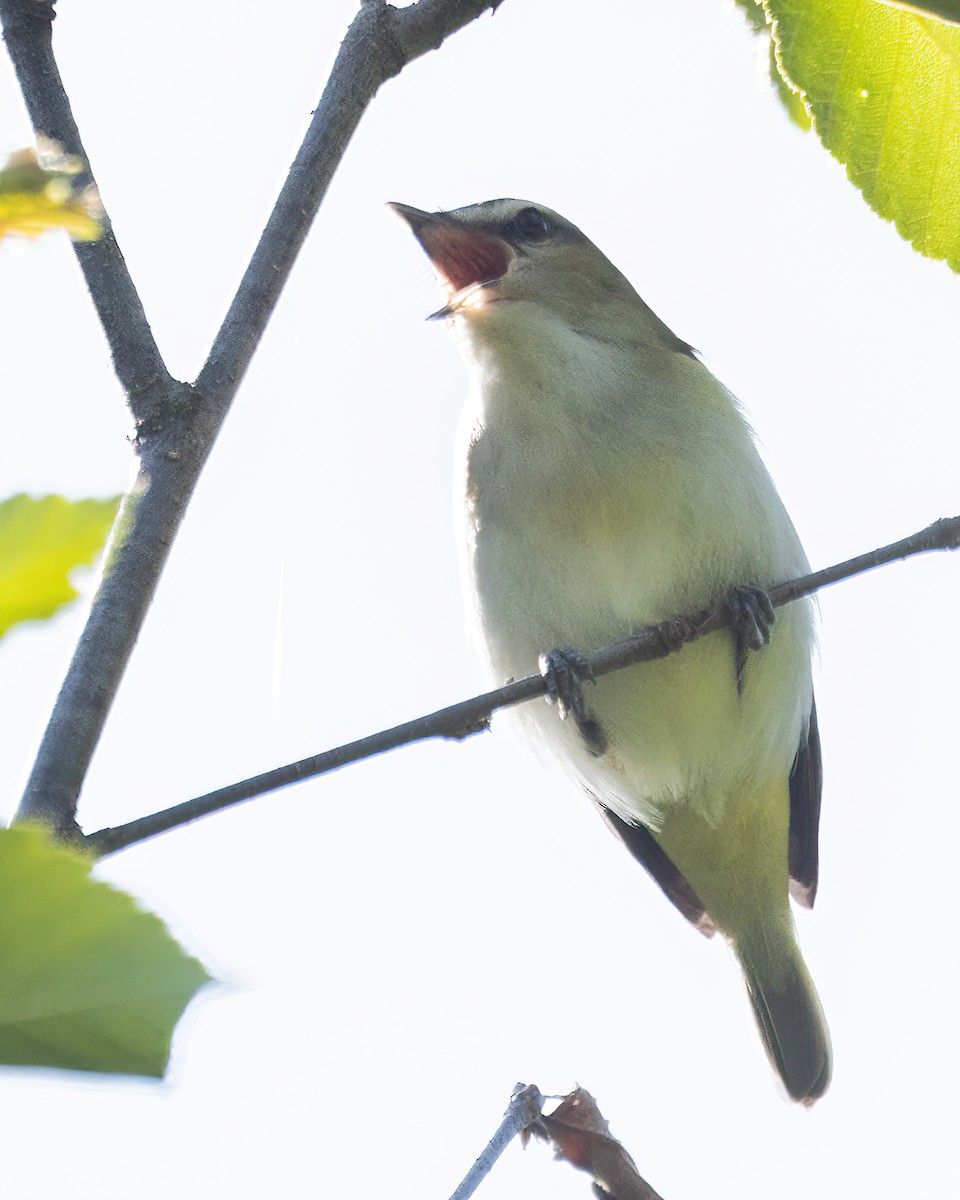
left=390, top=203, right=514, bottom=316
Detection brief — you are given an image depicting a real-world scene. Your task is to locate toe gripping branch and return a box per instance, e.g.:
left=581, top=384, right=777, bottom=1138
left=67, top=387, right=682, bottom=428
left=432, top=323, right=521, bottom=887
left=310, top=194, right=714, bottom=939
left=725, top=585, right=776, bottom=694
left=538, top=584, right=774, bottom=752
left=539, top=647, right=608, bottom=757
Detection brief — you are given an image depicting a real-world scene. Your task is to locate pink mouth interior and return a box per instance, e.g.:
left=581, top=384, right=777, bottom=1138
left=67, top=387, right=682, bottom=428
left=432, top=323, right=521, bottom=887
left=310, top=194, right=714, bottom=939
left=418, top=225, right=513, bottom=293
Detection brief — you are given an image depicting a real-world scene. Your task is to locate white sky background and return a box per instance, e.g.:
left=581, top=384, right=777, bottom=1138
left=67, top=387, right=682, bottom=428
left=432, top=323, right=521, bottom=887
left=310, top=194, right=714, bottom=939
left=2, top=1, right=959, bottom=1196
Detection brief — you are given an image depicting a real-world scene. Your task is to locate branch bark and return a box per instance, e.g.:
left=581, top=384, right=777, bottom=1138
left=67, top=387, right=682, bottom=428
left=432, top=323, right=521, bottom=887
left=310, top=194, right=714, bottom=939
left=85, top=514, right=960, bottom=857
left=448, top=1084, right=546, bottom=1200
left=1, top=0, right=504, bottom=837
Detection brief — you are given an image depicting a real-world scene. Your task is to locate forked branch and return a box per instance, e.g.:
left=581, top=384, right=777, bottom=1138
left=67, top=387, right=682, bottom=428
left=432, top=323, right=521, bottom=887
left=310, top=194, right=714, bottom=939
left=0, top=0, right=505, bottom=837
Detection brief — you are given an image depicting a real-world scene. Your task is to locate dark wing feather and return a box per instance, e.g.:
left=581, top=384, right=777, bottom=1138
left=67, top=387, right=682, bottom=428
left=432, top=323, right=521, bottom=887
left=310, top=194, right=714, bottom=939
left=788, top=699, right=823, bottom=908
left=593, top=798, right=717, bottom=937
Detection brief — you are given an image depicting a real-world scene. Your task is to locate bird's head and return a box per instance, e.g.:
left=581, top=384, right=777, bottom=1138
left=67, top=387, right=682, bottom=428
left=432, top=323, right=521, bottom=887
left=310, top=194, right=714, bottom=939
left=390, top=198, right=644, bottom=335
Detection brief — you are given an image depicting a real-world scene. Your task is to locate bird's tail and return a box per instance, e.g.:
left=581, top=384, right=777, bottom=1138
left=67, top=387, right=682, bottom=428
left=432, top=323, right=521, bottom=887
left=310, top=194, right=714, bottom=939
left=734, top=924, right=831, bottom=1104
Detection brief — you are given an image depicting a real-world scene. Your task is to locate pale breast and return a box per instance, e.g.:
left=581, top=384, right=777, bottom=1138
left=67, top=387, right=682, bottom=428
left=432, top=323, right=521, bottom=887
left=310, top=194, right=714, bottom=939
left=457, top=335, right=813, bottom=823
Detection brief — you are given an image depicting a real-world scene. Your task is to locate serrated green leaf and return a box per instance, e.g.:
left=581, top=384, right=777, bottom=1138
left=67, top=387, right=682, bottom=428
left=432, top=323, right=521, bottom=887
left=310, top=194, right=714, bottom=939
left=765, top=0, right=960, bottom=270
left=769, top=35, right=813, bottom=130
left=733, top=0, right=813, bottom=129
left=0, top=826, right=211, bottom=1076
left=0, top=494, right=121, bottom=639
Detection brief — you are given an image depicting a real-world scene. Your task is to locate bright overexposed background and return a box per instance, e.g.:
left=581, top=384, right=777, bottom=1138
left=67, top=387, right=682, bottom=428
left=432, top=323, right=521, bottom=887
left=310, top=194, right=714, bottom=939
left=2, top=2, right=958, bottom=1197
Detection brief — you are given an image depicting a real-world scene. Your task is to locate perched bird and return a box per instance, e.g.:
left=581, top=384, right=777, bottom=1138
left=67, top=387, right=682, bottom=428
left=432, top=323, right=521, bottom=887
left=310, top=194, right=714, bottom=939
left=392, top=198, right=830, bottom=1103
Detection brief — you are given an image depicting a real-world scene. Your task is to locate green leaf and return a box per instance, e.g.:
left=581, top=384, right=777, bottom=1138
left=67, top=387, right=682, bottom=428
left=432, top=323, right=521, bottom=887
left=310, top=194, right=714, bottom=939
left=734, top=0, right=813, bottom=129
left=734, top=0, right=768, bottom=32
left=767, top=27, right=813, bottom=129
left=879, top=1, right=960, bottom=27
left=0, top=825, right=211, bottom=1077
left=765, top=0, right=960, bottom=270
left=0, top=494, right=121, bottom=639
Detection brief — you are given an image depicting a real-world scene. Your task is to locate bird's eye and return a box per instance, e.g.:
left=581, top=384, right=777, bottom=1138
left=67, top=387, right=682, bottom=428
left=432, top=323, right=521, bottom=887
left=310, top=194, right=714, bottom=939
left=511, top=207, right=552, bottom=242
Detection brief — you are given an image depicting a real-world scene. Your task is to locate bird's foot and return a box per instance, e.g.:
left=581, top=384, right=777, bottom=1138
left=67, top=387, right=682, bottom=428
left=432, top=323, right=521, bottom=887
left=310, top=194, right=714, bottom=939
left=726, top=585, right=776, bottom=694
left=539, top=646, right=594, bottom=721
left=539, top=647, right=608, bottom=757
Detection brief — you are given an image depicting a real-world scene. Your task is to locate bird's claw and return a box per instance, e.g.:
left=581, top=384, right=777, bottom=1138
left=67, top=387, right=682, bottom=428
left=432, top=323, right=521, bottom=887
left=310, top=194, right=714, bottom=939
left=539, top=647, right=608, bottom=757
left=539, top=646, right=594, bottom=722
left=726, top=585, right=776, bottom=693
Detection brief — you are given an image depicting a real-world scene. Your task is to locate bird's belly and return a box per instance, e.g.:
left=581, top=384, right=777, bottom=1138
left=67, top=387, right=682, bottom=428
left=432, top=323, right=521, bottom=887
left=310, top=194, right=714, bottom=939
left=467, top=512, right=811, bottom=831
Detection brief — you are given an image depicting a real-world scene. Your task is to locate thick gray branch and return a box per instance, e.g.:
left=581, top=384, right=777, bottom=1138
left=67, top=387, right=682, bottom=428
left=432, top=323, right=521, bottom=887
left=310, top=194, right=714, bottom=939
left=19, top=409, right=208, bottom=836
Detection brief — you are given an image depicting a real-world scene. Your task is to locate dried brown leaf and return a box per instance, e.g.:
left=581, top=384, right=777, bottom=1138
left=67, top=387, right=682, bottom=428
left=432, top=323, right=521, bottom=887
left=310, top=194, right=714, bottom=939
left=538, top=1087, right=665, bottom=1200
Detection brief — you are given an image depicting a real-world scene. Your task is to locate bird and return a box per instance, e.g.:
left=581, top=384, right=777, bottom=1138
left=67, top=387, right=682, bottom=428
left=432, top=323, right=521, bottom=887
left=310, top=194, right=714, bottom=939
left=391, top=198, right=831, bottom=1104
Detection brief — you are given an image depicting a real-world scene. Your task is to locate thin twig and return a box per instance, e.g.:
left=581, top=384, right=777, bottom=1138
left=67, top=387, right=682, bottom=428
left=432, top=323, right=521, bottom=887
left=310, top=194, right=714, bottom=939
left=85, top=515, right=960, bottom=857
left=2, top=0, right=504, bottom=837
left=448, top=1084, right=544, bottom=1200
